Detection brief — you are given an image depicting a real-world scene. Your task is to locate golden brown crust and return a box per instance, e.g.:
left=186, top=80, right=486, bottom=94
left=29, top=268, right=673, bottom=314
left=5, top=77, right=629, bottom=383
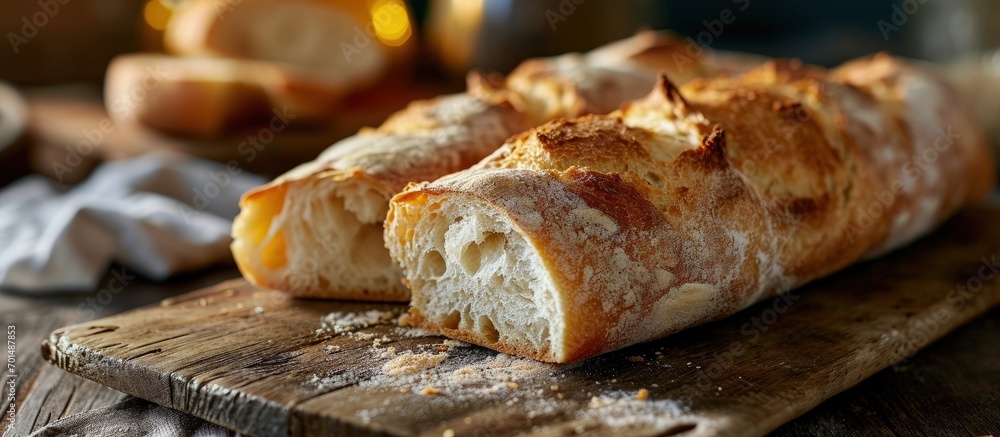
left=387, top=55, right=995, bottom=362
left=233, top=31, right=759, bottom=299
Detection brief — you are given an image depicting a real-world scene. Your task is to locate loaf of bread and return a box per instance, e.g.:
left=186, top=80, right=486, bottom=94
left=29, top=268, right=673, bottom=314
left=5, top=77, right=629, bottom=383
left=231, top=32, right=760, bottom=300
left=105, top=54, right=352, bottom=137
left=384, top=55, right=995, bottom=363
left=165, top=0, right=386, bottom=91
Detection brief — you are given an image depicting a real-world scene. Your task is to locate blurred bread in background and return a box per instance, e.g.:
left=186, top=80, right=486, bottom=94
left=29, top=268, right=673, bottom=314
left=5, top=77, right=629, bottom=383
left=105, top=0, right=418, bottom=140
left=0, top=82, right=30, bottom=186
left=39, top=0, right=436, bottom=183
left=105, top=54, right=357, bottom=138
left=105, top=55, right=272, bottom=138
left=164, top=0, right=388, bottom=91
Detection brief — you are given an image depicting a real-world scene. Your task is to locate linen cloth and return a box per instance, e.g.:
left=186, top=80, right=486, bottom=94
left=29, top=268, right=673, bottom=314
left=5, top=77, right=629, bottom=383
left=0, top=153, right=264, bottom=291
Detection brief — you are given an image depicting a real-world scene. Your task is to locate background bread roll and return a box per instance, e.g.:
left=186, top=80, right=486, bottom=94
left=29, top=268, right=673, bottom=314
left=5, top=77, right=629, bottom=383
left=105, top=54, right=354, bottom=138
left=231, top=31, right=761, bottom=300
left=384, top=55, right=995, bottom=363
left=165, top=0, right=387, bottom=90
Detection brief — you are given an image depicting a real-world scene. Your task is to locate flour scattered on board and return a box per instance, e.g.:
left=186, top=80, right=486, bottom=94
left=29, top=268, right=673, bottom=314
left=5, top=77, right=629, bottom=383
left=316, top=309, right=401, bottom=334
left=578, top=391, right=692, bottom=430
left=382, top=352, right=449, bottom=376
left=311, top=313, right=699, bottom=433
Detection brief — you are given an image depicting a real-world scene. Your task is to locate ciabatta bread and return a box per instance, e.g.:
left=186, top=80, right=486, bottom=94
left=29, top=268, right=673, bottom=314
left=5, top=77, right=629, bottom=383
left=231, top=32, right=759, bottom=300
left=384, top=55, right=995, bottom=362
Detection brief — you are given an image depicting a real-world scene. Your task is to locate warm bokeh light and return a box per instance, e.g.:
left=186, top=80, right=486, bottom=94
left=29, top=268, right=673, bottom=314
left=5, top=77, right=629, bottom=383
left=426, top=0, right=485, bottom=74
left=370, top=0, right=412, bottom=47
left=451, top=0, right=484, bottom=24
left=143, top=0, right=172, bottom=31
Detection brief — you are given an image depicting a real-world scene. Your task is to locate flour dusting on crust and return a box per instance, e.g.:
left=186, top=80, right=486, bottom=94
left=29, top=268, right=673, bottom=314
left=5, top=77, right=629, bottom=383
left=386, top=55, right=993, bottom=362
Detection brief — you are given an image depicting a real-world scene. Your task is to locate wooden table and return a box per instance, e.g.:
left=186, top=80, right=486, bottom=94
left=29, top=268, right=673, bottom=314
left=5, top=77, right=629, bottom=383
left=2, top=265, right=999, bottom=437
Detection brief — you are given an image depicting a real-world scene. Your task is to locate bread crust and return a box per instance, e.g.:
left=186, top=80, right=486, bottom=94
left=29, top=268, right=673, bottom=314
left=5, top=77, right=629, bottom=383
left=385, top=55, right=995, bottom=362
left=232, top=31, right=757, bottom=300
left=232, top=92, right=533, bottom=300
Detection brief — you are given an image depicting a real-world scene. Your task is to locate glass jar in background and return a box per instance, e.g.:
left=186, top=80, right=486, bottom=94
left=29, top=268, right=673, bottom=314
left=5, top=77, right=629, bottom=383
left=425, top=0, right=657, bottom=76
left=907, top=0, right=1000, bottom=62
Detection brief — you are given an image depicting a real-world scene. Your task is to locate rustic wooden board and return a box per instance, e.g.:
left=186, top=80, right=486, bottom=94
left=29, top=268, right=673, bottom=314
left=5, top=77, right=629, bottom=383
left=1, top=266, right=242, bottom=437
left=41, top=207, right=1000, bottom=437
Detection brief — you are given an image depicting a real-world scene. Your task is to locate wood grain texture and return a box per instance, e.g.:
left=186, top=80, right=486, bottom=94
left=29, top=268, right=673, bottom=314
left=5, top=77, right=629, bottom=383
left=0, top=266, right=243, bottom=436
left=40, top=207, right=1000, bottom=437
left=772, top=305, right=1000, bottom=436
left=4, top=365, right=129, bottom=436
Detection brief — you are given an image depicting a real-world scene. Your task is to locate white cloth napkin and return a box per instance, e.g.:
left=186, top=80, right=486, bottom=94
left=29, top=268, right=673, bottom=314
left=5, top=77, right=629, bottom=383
left=0, top=153, right=265, bottom=292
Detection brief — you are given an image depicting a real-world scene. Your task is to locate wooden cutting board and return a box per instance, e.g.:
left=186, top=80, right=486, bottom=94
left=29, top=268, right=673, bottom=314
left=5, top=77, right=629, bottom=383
left=42, top=207, right=1000, bottom=437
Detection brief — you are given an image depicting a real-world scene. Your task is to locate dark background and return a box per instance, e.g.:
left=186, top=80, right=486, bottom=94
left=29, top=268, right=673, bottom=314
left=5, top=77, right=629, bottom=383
left=2, top=0, right=995, bottom=86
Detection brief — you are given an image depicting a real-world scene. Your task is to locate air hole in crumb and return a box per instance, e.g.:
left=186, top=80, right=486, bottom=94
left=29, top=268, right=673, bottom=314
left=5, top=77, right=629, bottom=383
left=421, top=250, right=446, bottom=277
left=460, top=242, right=482, bottom=274
left=350, top=224, right=384, bottom=260
left=443, top=310, right=461, bottom=329
left=454, top=216, right=464, bottom=222
left=461, top=232, right=507, bottom=275
left=481, top=232, right=506, bottom=251
left=478, top=315, right=500, bottom=343
left=657, top=423, right=698, bottom=436
left=645, top=171, right=663, bottom=185
left=460, top=307, right=474, bottom=329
